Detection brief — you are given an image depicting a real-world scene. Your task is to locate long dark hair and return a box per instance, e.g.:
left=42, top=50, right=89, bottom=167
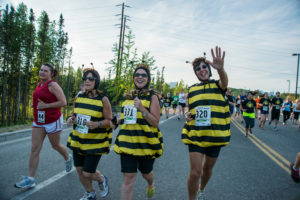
left=42, top=63, right=59, bottom=78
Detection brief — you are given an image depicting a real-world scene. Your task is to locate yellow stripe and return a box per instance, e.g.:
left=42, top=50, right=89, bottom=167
left=113, top=145, right=163, bottom=156
left=117, top=135, right=161, bottom=145
left=69, top=140, right=111, bottom=150
left=231, top=118, right=290, bottom=174
left=122, top=100, right=150, bottom=108
left=74, top=108, right=102, bottom=118
left=185, top=117, right=231, bottom=126
left=72, top=129, right=112, bottom=139
left=181, top=139, right=229, bottom=147
left=76, top=97, right=103, bottom=106
left=189, top=83, right=218, bottom=92
left=189, top=93, right=225, bottom=105
left=182, top=129, right=231, bottom=137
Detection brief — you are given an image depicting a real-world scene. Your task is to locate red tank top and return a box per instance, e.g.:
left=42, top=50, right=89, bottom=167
left=33, top=80, right=61, bottom=124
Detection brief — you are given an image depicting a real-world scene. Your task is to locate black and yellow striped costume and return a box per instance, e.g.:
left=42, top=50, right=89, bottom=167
left=182, top=80, right=231, bottom=147
left=114, top=91, right=163, bottom=158
left=67, top=94, right=112, bottom=155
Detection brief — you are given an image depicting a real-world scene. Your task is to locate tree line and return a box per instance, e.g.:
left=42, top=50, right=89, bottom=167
left=0, top=3, right=188, bottom=127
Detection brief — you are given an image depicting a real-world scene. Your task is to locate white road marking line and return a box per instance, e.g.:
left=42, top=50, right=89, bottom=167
left=0, top=128, right=72, bottom=147
left=11, top=168, right=76, bottom=200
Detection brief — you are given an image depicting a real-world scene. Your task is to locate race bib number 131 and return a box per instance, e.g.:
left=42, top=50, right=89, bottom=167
left=195, top=106, right=211, bottom=126
left=124, top=105, right=137, bottom=124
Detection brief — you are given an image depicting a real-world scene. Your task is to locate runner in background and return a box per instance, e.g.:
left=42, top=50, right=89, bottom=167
left=255, top=95, right=262, bottom=120
left=172, top=92, right=179, bottom=115
left=241, top=92, right=257, bottom=137
left=164, top=93, right=173, bottom=119
left=235, top=95, right=242, bottom=121
left=178, top=89, right=187, bottom=120
left=269, top=92, right=283, bottom=131
left=226, top=90, right=234, bottom=117
left=258, top=92, right=271, bottom=130
left=282, top=97, right=293, bottom=125
left=240, top=91, right=247, bottom=124
left=292, top=99, right=300, bottom=125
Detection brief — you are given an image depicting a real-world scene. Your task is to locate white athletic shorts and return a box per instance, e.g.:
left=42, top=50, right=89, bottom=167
left=33, top=115, right=63, bottom=134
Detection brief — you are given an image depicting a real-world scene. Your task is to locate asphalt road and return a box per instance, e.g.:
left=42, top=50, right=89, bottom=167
left=0, top=114, right=300, bottom=200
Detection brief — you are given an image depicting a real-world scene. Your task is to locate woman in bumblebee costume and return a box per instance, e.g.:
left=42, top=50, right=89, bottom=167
left=182, top=46, right=230, bottom=200
left=114, top=63, right=163, bottom=200
left=67, top=66, right=113, bottom=200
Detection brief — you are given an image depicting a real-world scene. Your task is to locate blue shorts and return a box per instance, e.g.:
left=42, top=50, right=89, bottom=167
left=261, top=110, right=269, bottom=115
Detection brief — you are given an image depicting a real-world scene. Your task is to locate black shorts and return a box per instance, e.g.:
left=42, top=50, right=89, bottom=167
left=188, top=144, right=221, bottom=158
left=179, top=102, right=186, bottom=108
left=173, top=104, right=178, bottom=109
left=271, top=109, right=280, bottom=120
left=73, top=151, right=101, bottom=173
left=294, top=112, right=300, bottom=120
left=120, top=154, right=155, bottom=174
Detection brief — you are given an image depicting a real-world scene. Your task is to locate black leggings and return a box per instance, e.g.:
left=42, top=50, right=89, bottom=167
left=283, top=111, right=290, bottom=123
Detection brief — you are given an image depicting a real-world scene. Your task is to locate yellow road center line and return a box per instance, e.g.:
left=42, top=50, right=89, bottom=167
left=231, top=119, right=290, bottom=174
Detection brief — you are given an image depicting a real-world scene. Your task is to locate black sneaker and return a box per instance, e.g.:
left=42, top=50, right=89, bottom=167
left=249, top=129, right=253, bottom=134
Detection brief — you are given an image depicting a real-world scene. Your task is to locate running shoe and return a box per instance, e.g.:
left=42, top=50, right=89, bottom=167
left=249, top=129, right=253, bottom=134
left=66, top=154, right=73, bottom=172
left=269, top=121, right=272, bottom=125
left=146, top=185, right=155, bottom=198
left=196, top=190, right=206, bottom=200
left=14, top=176, right=36, bottom=189
left=98, top=175, right=109, bottom=197
left=290, top=163, right=300, bottom=183
left=80, top=191, right=96, bottom=200
left=274, top=127, right=278, bottom=131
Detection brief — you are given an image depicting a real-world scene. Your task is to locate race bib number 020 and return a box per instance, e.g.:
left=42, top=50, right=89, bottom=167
left=195, top=106, right=211, bottom=126
left=276, top=105, right=280, bottom=109
left=124, top=105, right=137, bottom=124
left=76, top=114, right=91, bottom=134
left=38, top=111, right=45, bottom=123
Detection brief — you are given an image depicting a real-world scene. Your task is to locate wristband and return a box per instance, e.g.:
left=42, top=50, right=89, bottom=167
left=98, top=121, right=102, bottom=128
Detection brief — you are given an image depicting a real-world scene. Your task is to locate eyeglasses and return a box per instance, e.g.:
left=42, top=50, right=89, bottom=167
left=134, top=73, right=148, bottom=78
left=195, top=65, right=208, bottom=72
left=82, top=76, right=96, bottom=81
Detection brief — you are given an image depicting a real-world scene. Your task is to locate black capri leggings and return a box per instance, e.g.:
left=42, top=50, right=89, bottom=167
left=283, top=111, right=290, bottom=123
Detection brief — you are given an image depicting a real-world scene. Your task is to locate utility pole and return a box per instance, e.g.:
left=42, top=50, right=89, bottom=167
left=287, top=80, right=290, bottom=93
left=292, top=53, right=300, bottom=99
left=120, top=16, right=127, bottom=68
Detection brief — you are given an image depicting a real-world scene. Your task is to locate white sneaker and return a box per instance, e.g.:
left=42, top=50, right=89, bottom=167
left=98, top=175, right=109, bottom=197
left=14, top=176, right=36, bottom=189
left=196, top=190, right=206, bottom=200
left=66, top=154, right=73, bottom=172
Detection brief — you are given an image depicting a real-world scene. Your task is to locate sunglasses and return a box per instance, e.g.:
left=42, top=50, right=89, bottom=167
left=82, top=76, right=96, bottom=81
left=134, top=73, right=148, bottom=78
left=195, top=65, right=208, bottom=71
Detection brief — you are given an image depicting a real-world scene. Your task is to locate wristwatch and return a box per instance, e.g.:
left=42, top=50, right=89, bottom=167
left=142, top=111, right=149, bottom=117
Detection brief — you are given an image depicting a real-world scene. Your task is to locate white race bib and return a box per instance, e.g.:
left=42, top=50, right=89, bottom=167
left=195, top=106, right=211, bottom=126
left=124, top=105, right=137, bottom=124
left=237, top=100, right=240, bottom=104
left=275, top=105, right=280, bottom=110
left=37, top=111, right=45, bottom=123
left=165, top=103, right=169, bottom=107
left=76, top=114, right=91, bottom=134
left=263, top=106, right=268, bottom=111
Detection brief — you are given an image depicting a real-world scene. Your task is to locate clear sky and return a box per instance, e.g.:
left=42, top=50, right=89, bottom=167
left=2, top=0, right=300, bottom=93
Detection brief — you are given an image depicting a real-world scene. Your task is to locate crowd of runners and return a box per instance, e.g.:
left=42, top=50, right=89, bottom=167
left=13, top=46, right=300, bottom=200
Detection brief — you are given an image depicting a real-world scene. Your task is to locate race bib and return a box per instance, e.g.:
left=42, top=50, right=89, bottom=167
left=263, top=106, right=268, bottom=111
left=237, top=100, right=240, bottom=104
left=76, top=114, right=91, bottom=134
left=195, top=106, right=211, bottom=126
left=165, top=103, right=169, bottom=107
left=124, top=105, right=137, bottom=124
left=275, top=105, right=280, bottom=109
left=37, top=111, right=45, bottom=123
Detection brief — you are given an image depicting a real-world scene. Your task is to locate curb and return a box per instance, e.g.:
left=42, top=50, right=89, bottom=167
left=0, top=123, right=69, bottom=142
